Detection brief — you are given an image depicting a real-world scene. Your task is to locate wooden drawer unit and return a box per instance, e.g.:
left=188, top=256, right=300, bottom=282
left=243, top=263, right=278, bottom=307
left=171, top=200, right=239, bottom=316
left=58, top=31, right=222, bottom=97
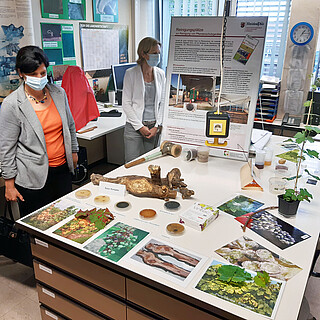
left=31, top=238, right=125, bottom=298
left=126, top=307, right=157, bottom=320
left=38, top=284, right=104, bottom=320
left=127, top=279, right=221, bottom=320
left=34, top=261, right=126, bottom=320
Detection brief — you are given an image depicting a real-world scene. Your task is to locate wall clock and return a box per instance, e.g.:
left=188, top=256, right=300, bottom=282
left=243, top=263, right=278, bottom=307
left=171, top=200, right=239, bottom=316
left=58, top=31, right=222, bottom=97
left=290, top=22, right=314, bottom=46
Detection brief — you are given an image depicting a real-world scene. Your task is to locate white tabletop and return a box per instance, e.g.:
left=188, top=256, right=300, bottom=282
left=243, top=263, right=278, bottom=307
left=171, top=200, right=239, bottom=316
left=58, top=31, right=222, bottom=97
left=17, top=135, right=320, bottom=320
left=76, top=103, right=126, bottom=140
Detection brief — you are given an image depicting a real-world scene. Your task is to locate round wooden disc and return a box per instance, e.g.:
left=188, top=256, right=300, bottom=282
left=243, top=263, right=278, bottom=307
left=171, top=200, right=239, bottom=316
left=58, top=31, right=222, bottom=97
left=140, top=209, right=156, bottom=218
left=94, top=195, right=110, bottom=205
left=75, top=189, right=92, bottom=199
left=166, top=223, right=185, bottom=235
left=171, top=144, right=182, bottom=157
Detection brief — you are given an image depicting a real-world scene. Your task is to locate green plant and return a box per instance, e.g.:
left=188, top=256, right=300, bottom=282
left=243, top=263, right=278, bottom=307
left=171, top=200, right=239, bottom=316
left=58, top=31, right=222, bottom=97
left=283, top=84, right=320, bottom=202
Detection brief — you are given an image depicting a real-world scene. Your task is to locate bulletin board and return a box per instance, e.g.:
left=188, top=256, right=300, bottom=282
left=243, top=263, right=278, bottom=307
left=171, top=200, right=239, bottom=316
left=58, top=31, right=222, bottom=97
left=41, top=23, right=76, bottom=84
left=79, top=23, right=128, bottom=72
left=161, top=16, right=267, bottom=161
left=93, top=0, right=119, bottom=23
left=0, top=0, right=34, bottom=102
left=40, top=0, right=86, bottom=20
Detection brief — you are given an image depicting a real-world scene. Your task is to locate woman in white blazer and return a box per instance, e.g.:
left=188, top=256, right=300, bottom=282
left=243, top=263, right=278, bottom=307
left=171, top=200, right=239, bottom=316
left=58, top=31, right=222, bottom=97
left=122, top=37, right=166, bottom=163
left=0, top=46, right=78, bottom=217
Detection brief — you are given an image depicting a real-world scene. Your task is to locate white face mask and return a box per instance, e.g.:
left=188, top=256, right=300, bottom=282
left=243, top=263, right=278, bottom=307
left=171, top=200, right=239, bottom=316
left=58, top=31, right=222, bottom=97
left=146, top=53, right=160, bottom=67
left=25, top=75, right=48, bottom=91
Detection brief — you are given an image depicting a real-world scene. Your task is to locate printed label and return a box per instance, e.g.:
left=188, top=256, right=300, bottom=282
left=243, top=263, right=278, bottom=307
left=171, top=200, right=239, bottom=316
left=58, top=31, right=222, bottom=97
left=99, top=181, right=126, bottom=197
left=39, top=264, right=52, bottom=274
left=45, top=310, right=58, bottom=319
left=35, top=238, right=49, bottom=248
left=42, top=288, right=55, bottom=298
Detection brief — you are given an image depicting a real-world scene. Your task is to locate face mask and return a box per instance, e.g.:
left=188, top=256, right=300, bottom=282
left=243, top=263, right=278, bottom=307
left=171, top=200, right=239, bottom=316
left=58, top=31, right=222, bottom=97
left=25, top=75, right=48, bottom=91
left=146, top=53, right=160, bottom=67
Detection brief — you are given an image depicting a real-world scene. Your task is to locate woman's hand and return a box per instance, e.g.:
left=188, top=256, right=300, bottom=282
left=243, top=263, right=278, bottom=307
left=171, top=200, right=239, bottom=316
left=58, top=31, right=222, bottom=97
left=146, top=126, right=158, bottom=139
left=139, top=126, right=151, bottom=138
left=5, top=178, right=24, bottom=202
left=72, top=152, right=78, bottom=169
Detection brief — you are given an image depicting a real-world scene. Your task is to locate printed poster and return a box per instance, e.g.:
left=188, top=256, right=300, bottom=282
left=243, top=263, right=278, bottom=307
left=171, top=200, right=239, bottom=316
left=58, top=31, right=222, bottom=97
left=162, top=17, right=267, bottom=161
left=217, top=194, right=264, bottom=218
left=0, top=0, right=34, bottom=102
left=40, top=0, right=86, bottom=20
left=93, top=0, right=118, bottom=23
left=235, top=211, right=311, bottom=249
left=215, top=236, right=302, bottom=281
left=84, top=222, right=149, bottom=262
left=79, top=23, right=128, bottom=71
left=41, top=23, right=76, bottom=84
left=21, top=199, right=80, bottom=231
left=195, top=259, right=285, bottom=319
left=130, top=238, right=207, bottom=286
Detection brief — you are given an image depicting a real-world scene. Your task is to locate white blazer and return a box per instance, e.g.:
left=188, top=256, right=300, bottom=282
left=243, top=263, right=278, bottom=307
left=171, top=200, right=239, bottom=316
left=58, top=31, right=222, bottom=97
left=122, top=64, right=166, bottom=131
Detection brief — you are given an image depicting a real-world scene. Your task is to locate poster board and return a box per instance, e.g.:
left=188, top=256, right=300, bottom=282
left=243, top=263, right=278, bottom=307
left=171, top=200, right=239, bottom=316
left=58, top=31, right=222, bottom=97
left=162, top=17, right=267, bottom=161
left=40, top=0, right=86, bottom=20
left=0, top=0, right=34, bottom=102
left=41, top=23, right=76, bottom=84
left=93, top=0, right=119, bottom=23
left=79, top=23, right=128, bottom=72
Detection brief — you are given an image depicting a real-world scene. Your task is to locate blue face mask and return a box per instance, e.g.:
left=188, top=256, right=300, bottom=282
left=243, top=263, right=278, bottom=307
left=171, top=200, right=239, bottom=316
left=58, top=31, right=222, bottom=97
left=146, top=53, right=160, bottom=67
left=25, top=75, right=48, bottom=91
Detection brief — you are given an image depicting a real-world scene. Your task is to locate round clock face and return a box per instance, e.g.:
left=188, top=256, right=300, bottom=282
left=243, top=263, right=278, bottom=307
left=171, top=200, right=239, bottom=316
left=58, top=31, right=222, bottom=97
left=290, top=22, right=314, bottom=46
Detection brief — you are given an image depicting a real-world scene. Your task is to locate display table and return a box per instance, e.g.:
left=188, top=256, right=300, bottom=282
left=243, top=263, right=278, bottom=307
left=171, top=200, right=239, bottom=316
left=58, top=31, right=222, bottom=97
left=16, top=135, right=320, bottom=320
left=76, top=104, right=126, bottom=165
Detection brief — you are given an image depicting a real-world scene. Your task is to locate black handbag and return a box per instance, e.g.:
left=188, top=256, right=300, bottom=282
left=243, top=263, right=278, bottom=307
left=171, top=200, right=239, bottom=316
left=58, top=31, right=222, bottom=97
left=0, top=201, right=33, bottom=267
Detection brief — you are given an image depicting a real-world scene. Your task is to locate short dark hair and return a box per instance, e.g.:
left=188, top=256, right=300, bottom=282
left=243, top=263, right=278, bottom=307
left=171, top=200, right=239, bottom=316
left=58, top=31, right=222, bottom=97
left=15, top=46, right=49, bottom=74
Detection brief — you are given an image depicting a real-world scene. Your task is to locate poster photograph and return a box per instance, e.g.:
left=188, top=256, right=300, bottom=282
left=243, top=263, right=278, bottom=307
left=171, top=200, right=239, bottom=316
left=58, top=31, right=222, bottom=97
left=162, top=16, right=267, bottom=161
left=195, top=260, right=285, bottom=319
left=41, top=0, right=86, bottom=20
left=21, top=199, right=79, bottom=231
left=215, top=236, right=302, bottom=281
left=93, top=0, right=118, bottom=23
left=235, top=211, right=311, bottom=249
left=53, top=208, right=114, bottom=244
left=217, top=194, right=264, bottom=218
left=0, top=0, right=34, bottom=102
left=131, top=238, right=206, bottom=286
left=84, top=222, right=149, bottom=262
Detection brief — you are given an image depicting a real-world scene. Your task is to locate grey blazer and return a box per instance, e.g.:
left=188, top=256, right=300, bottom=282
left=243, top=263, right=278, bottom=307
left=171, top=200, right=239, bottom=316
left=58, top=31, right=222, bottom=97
left=0, top=83, right=79, bottom=189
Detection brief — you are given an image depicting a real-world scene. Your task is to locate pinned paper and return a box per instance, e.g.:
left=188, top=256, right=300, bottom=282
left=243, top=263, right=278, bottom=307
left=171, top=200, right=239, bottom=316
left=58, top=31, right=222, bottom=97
left=240, top=161, right=263, bottom=191
left=99, top=181, right=126, bottom=197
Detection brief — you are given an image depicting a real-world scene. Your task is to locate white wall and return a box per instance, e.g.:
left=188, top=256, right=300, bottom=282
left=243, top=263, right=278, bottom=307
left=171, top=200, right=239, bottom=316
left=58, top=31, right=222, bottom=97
left=30, top=0, right=133, bottom=67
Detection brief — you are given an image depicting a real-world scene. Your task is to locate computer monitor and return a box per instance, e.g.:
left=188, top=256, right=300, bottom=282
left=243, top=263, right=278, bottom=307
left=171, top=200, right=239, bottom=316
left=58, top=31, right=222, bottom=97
left=111, top=62, right=136, bottom=91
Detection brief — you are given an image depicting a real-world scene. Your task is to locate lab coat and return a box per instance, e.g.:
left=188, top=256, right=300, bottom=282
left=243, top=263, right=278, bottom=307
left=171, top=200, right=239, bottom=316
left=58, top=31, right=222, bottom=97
left=122, top=64, right=166, bottom=131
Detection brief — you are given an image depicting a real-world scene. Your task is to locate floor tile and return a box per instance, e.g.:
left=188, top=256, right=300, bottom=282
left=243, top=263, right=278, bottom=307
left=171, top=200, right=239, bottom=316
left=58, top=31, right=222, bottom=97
left=0, top=285, right=26, bottom=317
left=1, top=297, right=41, bottom=320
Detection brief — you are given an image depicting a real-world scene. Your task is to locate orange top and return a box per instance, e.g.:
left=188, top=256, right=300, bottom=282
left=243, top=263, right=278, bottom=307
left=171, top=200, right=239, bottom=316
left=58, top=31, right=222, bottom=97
left=35, top=99, right=66, bottom=167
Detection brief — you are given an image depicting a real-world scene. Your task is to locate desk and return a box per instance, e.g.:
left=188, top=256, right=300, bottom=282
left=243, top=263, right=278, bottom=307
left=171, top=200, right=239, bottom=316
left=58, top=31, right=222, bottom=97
left=254, top=119, right=320, bottom=139
left=76, top=104, right=126, bottom=165
left=16, top=135, right=320, bottom=320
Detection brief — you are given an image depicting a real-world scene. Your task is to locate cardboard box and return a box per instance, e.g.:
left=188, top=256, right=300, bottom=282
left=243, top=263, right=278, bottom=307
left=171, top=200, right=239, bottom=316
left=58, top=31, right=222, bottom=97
left=179, top=202, right=219, bottom=231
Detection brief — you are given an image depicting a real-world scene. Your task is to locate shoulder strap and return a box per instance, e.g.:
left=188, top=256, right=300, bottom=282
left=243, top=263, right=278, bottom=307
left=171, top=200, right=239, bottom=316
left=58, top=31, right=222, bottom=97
left=4, top=201, right=15, bottom=221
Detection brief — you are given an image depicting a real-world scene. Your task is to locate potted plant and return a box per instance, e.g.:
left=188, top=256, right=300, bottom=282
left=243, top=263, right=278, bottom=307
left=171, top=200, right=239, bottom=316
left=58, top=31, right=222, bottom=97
left=278, top=84, right=320, bottom=216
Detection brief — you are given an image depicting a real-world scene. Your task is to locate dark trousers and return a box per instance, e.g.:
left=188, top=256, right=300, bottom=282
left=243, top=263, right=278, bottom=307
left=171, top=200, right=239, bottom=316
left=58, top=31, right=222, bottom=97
left=16, top=163, right=72, bottom=217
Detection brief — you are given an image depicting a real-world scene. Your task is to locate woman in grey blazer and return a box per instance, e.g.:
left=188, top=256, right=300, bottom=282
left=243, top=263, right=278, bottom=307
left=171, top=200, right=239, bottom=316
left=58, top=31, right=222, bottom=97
left=0, top=46, right=79, bottom=217
left=122, top=37, right=166, bottom=163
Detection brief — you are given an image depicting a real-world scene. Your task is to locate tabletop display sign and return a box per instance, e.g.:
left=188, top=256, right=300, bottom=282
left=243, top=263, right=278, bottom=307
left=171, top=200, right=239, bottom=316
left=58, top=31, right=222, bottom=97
left=93, top=0, right=118, bottom=23
left=40, top=0, right=86, bottom=20
left=195, top=259, right=285, bottom=319
left=41, top=23, right=76, bottom=84
left=161, top=17, right=267, bottom=161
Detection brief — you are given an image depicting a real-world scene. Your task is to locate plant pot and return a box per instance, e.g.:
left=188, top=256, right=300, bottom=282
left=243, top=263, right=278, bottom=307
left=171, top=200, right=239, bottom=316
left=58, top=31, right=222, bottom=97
left=278, top=194, right=300, bottom=217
